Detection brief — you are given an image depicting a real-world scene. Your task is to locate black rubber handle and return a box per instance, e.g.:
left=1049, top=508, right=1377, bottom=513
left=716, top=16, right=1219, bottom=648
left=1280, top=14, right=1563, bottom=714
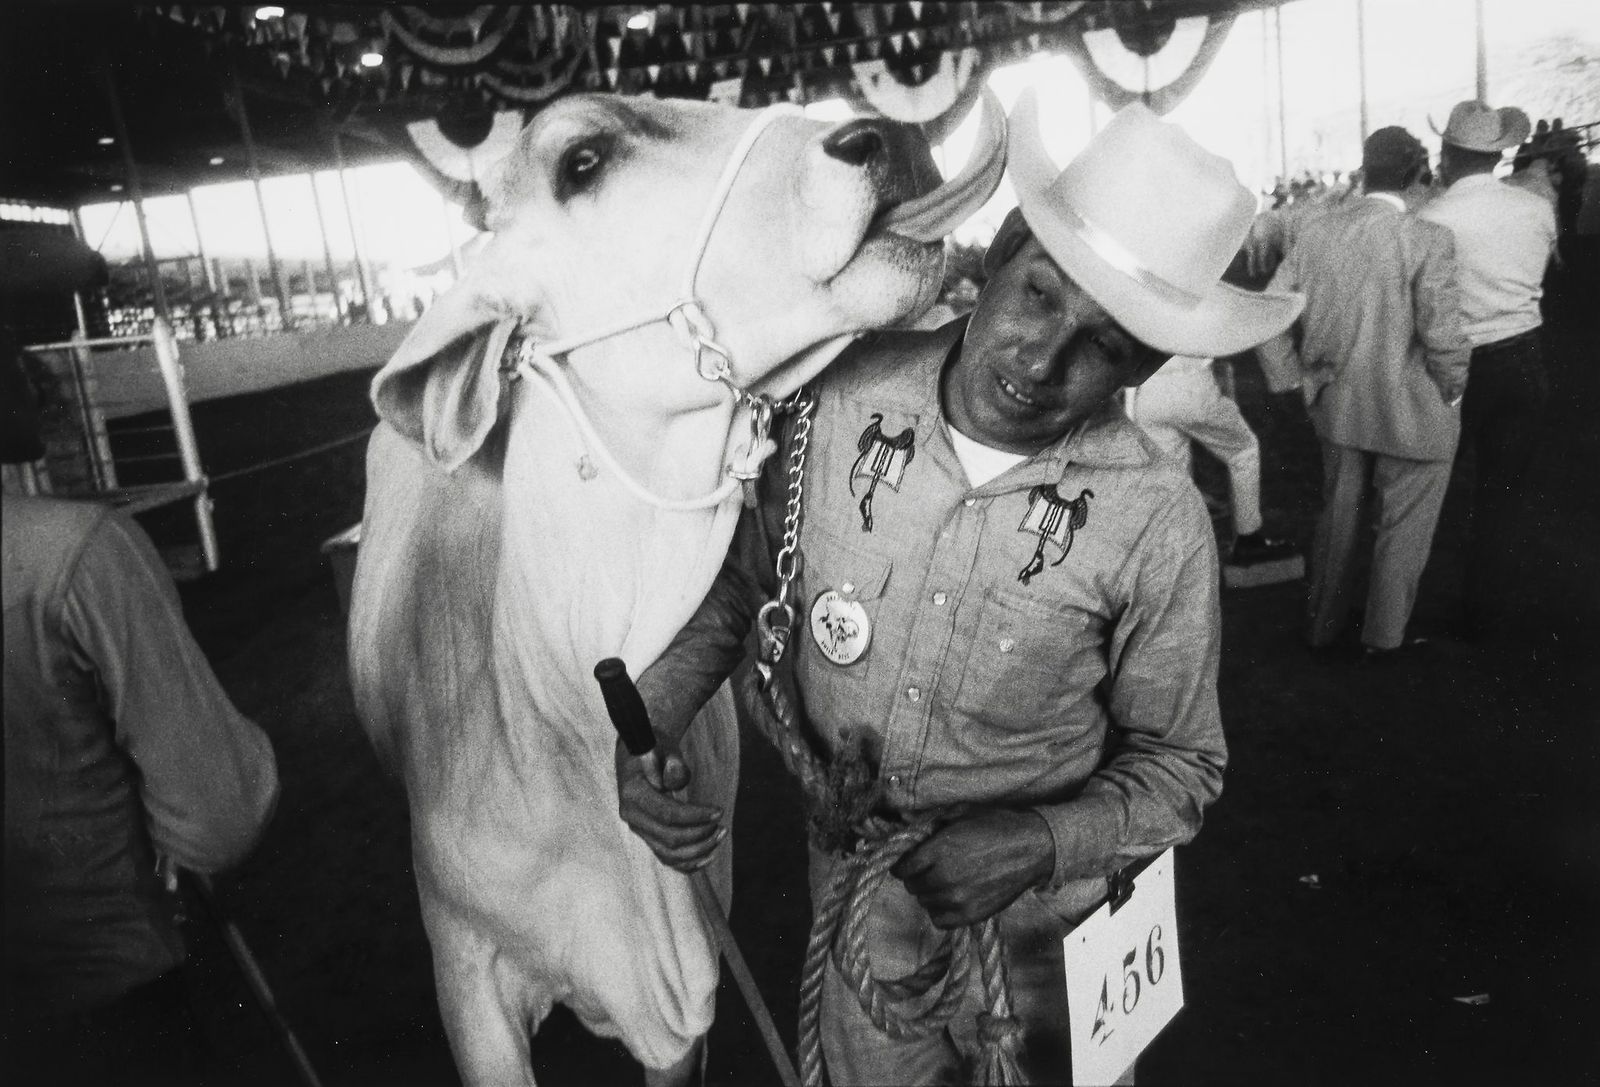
left=594, top=658, right=657, bottom=757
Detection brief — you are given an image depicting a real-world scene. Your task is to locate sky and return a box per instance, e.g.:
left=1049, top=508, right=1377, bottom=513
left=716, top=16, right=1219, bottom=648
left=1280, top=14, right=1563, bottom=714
left=78, top=0, right=1598, bottom=265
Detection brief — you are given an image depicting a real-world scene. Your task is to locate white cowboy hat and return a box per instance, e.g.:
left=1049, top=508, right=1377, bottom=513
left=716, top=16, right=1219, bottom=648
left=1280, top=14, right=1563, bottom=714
left=1007, top=91, right=1303, bottom=358
left=1430, top=99, right=1531, bottom=153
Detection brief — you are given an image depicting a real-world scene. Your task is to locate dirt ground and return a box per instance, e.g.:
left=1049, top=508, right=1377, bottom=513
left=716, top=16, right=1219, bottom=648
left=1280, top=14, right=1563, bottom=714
left=141, top=286, right=1598, bottom=1086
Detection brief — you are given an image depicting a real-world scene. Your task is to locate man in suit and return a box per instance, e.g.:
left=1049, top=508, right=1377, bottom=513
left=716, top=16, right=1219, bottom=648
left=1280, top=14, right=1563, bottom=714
left=1258, top=126, right=1470, bottom=658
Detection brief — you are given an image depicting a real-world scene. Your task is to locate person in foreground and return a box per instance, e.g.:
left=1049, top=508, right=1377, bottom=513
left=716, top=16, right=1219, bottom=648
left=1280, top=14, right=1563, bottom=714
left=618, top=96, right=1302, bottom=1085
left=2, top=351, right=280, bottom=1085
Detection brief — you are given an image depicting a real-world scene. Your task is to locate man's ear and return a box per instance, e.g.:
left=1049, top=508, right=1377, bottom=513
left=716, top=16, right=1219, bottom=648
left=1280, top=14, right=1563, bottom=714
left=982, top=207, right=1032, bottom=280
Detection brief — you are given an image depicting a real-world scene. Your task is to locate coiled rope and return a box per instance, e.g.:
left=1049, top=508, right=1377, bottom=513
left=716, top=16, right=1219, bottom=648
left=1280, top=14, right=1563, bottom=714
left=737, top=667, right=1027, bottom=1087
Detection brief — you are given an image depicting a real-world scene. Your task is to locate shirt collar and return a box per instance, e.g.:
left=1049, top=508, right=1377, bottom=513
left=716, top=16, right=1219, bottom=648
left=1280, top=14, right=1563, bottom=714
left=1039, top=403, right=1153, bottom=473
left=950, top=394, right=1154, bottom=498
left=1365, top=191, right=1407, bottom=212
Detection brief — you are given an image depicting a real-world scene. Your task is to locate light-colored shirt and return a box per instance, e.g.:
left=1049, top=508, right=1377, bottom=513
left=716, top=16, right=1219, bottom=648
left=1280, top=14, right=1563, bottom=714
left=643, top=321, right=1226, bottom=914
left=4, top=497, right=279, bottom=1013
left=946, top=422, right=1026, bottom=487
left=1419, top=173, right=1557, bottom=347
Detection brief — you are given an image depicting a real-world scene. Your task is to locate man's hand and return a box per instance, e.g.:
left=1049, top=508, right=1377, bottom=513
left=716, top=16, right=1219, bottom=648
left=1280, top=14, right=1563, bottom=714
left=890, top=809, right=1056, bottom=929
left=615, top=737, right=725, bottom=872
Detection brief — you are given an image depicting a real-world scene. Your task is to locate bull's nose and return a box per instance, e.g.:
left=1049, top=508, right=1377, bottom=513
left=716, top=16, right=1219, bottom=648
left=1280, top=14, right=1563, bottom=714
left=822, top=120, right=887, bottom=166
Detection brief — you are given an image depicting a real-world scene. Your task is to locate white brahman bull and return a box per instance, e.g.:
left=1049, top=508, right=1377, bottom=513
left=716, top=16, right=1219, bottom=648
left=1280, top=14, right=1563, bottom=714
left=349, top=91, right=1004, bottom=1085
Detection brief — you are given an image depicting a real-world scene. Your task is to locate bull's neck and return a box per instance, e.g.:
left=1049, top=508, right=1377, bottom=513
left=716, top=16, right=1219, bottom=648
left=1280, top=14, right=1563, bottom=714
left=492, top=351, right=747, bottom=722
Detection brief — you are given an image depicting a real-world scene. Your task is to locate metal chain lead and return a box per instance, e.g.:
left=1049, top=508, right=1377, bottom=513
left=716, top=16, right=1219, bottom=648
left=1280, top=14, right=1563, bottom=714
left=756, top=388, right=815, bottom=675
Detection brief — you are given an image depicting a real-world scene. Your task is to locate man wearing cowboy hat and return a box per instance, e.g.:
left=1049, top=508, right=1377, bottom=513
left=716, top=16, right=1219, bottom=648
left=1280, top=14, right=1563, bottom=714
left=1259, top=125, right=1470, bottom=659
left=1419, top=100, right=1558, bottom=639
left=617, top=95, right=1301, bottom=1083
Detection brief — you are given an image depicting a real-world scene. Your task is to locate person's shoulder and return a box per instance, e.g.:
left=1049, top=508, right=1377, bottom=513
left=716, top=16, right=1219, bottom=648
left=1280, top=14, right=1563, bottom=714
left=1103, top=416, right=1206, bottom=509
left=824, top=323, right=955, bottom=397
left=1406, top=212, right=1456, bottom=247
left=2, top=495, right=112, bottom=563
left=1296, top=198, right=1378, bottom=245
left=2, top=497, right=116, bottom=605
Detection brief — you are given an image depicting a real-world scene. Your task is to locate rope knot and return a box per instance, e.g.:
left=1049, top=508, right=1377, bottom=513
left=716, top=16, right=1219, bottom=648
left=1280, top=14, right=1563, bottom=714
left=806, top=729, right=885, bottom=856
left=976, top=1012, right=1024, bottom=1047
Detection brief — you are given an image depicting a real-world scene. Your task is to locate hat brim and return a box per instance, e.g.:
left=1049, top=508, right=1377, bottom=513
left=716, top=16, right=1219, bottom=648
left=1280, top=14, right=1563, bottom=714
left=1429, top=109, right=1532, bottom=152
left=1008, top=97, right=1303, bottom=358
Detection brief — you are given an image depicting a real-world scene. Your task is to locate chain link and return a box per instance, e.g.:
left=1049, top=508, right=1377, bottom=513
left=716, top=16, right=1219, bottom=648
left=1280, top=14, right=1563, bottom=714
left=774, top=389, right=815, bottom=604
left=754, top=387, right=815, bottom=671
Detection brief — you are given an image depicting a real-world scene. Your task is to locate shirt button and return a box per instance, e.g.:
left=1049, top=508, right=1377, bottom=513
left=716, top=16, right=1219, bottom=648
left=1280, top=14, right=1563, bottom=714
left=887, top=773, right=902, bottom=787
left=841, top=581, right=855, bottom=594
left=906, top=686, right=922, bottom=703
left=932, top=591, right=947, bottom=606
left=999, top=637, right=1016, bottom=653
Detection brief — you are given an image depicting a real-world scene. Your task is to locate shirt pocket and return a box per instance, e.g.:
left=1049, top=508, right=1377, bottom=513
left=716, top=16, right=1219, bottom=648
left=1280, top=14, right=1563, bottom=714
left=952, top=586, right=1100, bottom=733
left=795, top=527, right=894, bottom=691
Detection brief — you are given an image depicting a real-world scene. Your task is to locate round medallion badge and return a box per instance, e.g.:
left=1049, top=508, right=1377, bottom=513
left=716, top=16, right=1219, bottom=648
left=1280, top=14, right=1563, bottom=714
left=809, top=589, right=872, bottom=665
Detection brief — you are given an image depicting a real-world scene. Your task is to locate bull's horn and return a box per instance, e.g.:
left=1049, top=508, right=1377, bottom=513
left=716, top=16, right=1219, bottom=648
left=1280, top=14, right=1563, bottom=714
left=878, top=87, right=1007, bottom=243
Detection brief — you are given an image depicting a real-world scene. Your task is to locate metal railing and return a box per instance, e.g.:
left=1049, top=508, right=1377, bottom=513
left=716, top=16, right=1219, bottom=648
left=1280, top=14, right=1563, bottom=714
left=97, top=255, right=429, bottom=342
left=22, top=318, right=219, bottom=574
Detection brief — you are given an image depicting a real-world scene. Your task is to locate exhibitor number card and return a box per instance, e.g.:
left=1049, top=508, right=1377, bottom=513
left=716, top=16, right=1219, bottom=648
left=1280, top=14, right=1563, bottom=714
left=1062, top=848, right=1184, bottom=1086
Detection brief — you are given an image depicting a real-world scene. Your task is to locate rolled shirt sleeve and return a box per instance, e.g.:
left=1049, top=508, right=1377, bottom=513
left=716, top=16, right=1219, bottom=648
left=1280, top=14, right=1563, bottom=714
left=63, top=509, right=279, bottom=873
left=1033, top=496, right=1227, bottom=886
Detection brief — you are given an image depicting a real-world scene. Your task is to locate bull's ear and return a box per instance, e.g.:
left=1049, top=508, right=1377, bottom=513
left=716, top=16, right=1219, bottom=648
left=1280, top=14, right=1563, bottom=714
left=370, top=288, right=516, bottom=473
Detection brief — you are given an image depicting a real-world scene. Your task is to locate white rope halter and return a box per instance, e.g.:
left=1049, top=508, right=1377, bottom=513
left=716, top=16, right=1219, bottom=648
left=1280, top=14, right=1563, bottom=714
left=514, top=103, right=805, bottom=512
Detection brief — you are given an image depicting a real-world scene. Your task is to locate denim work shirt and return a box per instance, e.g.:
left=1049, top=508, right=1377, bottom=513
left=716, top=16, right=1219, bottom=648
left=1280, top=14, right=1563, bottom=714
left=4, top=498, right=279, bottom=1014
left=644, top=320, right=1225, bottom=908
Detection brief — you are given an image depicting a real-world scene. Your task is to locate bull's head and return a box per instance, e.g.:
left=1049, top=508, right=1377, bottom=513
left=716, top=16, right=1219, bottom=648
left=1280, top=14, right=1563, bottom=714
left=371, top=92, right=1005, bottom=474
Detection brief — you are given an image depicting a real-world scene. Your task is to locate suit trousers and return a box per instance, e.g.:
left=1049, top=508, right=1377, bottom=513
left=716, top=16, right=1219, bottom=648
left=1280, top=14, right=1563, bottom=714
left=1458, top=330, right=1549, bottom=629
left=1124, top=363, right=1263, bottom=536
left=1306, top=442, right=1452, bottom=650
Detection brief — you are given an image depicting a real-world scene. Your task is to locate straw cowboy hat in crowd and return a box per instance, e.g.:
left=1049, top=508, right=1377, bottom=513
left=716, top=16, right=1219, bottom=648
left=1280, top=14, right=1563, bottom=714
left=1430, top=99, right=1532, bottom=153
left=1006, top=90, right=1303, bottom=358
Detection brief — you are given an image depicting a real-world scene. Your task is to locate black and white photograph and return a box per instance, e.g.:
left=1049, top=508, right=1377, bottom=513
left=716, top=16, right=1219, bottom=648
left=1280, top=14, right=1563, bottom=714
left=3, top=2, right=1597, bottom=1084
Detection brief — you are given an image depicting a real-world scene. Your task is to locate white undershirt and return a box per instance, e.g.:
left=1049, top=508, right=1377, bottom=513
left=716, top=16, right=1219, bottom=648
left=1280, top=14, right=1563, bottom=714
left=947, top=421, right=1027, bottom=487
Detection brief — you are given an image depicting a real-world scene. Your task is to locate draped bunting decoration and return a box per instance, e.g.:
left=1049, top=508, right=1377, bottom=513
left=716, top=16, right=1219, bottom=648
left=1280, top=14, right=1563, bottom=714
left=1007, top=2, right=1088, bottom=25
left=150, top=3, right=1245, bottom=126
left=854, top=48, right=980, bottom=124
left=406, top=109, right=526, bottom=182
left=1059, top=9, right=1236, bottom=115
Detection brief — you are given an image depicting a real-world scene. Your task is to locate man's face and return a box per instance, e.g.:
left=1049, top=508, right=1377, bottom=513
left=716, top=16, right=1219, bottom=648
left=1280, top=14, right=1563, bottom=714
left=943, top=236, right=1161, bottom=454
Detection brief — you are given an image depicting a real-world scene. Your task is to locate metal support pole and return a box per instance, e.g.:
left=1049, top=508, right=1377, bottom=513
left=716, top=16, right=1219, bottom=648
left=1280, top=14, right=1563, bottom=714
left=229, top=54, right=296, bottom=331
left=1274, top=2, right=1288, bottom=182
left=1356, top=0, right=1369, bottom=141
left=307, top=174, right=343, bottom=320
left=68, top=209, right=94, bottom=338
left=1474, top=0, right=1488, bottom=102
left=151, top=318, right=219, bottom=572
left=102, top=64, right=171, bottom=324
left=185, top=190, right=229, bottom=338
left=68, top=335, right=117, bottom=492
left=439, top=191, right=464, bottom=280
left=331, top=130, right=374, bottom=313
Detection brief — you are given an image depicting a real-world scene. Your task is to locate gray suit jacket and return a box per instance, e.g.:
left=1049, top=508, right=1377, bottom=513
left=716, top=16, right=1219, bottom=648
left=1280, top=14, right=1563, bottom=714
left=1259, top=195, right=1470, bottom=462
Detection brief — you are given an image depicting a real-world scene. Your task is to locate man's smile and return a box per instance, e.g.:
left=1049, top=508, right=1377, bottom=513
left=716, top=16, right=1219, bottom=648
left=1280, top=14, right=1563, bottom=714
left=996, top=373, right=1045, bottom=409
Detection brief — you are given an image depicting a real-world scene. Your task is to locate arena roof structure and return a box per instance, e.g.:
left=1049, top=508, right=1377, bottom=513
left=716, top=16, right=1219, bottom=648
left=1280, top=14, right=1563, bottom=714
left=1, top=2, right=1284, bottom=210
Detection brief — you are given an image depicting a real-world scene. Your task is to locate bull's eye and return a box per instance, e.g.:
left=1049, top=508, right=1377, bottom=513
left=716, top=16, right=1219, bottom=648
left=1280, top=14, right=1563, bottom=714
left=560, top=141, right=606, bottom=192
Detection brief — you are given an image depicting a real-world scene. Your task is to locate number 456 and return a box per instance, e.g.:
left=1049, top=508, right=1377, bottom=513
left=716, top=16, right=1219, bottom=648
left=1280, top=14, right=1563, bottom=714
left=1091, top=924, right=1166, bottom=1045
